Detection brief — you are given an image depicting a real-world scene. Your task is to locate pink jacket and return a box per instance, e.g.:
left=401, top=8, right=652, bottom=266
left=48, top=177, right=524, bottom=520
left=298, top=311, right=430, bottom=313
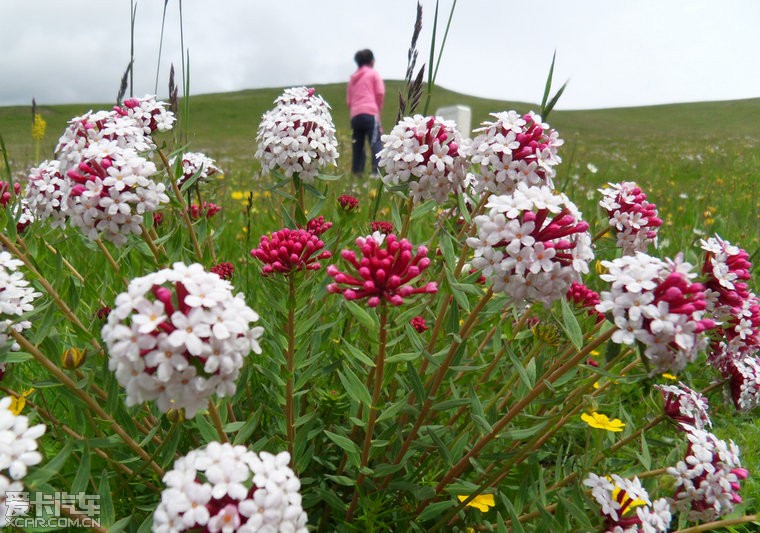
left=347, top=66, right=385, bottom=118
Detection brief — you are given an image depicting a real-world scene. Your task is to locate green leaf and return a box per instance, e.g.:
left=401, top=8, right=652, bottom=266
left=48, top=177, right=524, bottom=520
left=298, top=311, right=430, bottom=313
left=406, top=361, right=426, bottom=407
left=233, top=406, right=263, bottom=445
left=340, top=338, right=376, bottom=367
left=418, top=500, right=455, bottom=523
left=195, top=413, right=219, bottom=444
left=108, top=516, right=132, bottom=533
left=344, top=301, right=377, bottom=330
left=99, top=470, right=115, bottom=528
left=540, top=50, right=557, bottom=112
left=71, top=447, right=91, bottom=495
left=560, top=297, right=584, bottom=351
left=324, top=430, right=361, bottom=467
left=338, top=367, right=372, bottom=406
left=25, top=441, right=73, bottom=487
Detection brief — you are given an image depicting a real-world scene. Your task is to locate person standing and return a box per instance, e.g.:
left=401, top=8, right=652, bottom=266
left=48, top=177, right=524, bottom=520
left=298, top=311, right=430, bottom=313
left=347, top=49, right=385, bottom=176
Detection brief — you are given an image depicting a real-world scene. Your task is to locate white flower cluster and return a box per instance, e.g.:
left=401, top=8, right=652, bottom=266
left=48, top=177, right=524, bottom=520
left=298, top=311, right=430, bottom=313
left=55, top=96, right=174, bottom=175
left=255, top=87, right=339, bottom=182
left=377, top=114, right=468, bottom=203
left=153, top=443, right=307, bottom=533
left=65, top=140, right=169, bottom=246
left=721, top=355, right=760, bottom=412
left=596, top=253, right=712, bottom=374
left=667, top=424, right=747, bottom=522
left=583, top=473, right=671, bottom=532
left=101, top=263, right=263, bottom=417
left=0, top=251, right=41, bottom=352
left=598, top=182, right=662, bottom=255
left=468, top=111, right=563, bottom=195
left=274, top=86, right=332, bottom=119
left=466, top=184, right=593, bottom=305
left=0, top=396, right=47, bottom=526
left=655, top=382, right=712, bottom=430
left=43, top=96, right=174, bottom=245
left=170, top=152, right=223, bottom=189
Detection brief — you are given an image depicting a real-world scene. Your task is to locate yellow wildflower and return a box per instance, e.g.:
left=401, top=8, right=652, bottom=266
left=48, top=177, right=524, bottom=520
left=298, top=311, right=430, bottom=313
left=32, top=113, right=46, bottom=141
left=231, top=191, right=247, bottom=201
left=595, top=261, right=606, bottom=275
left=581, top=412, right=625, bottom=432
left=457, top=493, right=495, bottom=512
left=662, top=373, right=678, bottom=381
left=9, top=388, right=35, bottom=415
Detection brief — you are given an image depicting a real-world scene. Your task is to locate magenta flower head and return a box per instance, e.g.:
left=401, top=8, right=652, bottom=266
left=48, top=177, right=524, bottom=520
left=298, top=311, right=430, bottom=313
left=469, top=110, right=564, bottom=195
left=370, top=221, right=394, bottom=235
left=327, top=234, right=438, bottom=307
left=338, top=194, right=359, bottom=212
left=566, top=281, right=605, bottom=323
left=411, top=316, right=429, bottom=333
left=304, top=215, right=332, bottom=236
left=1, top=181, right=21, bottom=207
left=210, top=261, right=235, bottom=281
left=599, top=181, right=663, bottom=254
left=377, top=115, right=467, bottom=204
left=251, top=228, right=331, bottom=276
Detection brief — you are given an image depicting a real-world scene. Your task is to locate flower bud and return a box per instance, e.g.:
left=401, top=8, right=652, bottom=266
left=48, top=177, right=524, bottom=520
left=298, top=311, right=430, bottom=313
left=61, top=347, right=87, bottom=370
left=166, top=408, right=185, bottom=424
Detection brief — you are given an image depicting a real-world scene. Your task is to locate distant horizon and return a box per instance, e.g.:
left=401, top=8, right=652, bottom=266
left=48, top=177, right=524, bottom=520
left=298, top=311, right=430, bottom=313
left=7, top=80, right=759, bottom=114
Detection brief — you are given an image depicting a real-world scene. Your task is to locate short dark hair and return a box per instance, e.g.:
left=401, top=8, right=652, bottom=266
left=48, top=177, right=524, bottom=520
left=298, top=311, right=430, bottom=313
left=354, top=49, right=374, bottom=67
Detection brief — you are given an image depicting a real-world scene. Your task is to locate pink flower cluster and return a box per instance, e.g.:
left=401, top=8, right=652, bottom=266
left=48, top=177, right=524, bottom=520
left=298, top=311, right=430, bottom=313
left=410, top=316, right=428, bottom=333
left=188, top=202, right=221, bottom=220
left=101, top=263, right=263, bottom=417
left=210, top=262, right=234, bottom=281
left=370, top=221, right=394, bottom=235
left=566, top=282, right=605, bottom=323
left=599, top=181, right=663, bottom=255
left=337, top=194, right=359, bottom=212
left=153, top=443, right=307, bottom=532
left=304, top=215, right=332, bottom=236
left=469, top=111, right=564, bottom=195
left=255, top=87, right=338, bottom=182
left=467, top=184, right=594, bottom=305
left=700, top=236, right=760, bottom=411
left=377, top=114, right=467, bottom=204
left=0, top=181, right=20, bottom=207
left=250, top=228, right=331, bottom=276
left=327, top=234, right=437, bottom=307
left=584, top=473, right=671, bottom=532
left=668, top=424, right=747, bottom=522
left=655, top=382, right=712, bottom=430
left=597, top=253, right=714, bottom=374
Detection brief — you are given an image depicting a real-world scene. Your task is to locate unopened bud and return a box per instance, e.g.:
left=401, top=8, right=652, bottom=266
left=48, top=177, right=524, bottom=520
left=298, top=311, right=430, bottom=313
left=61, top=347, right=87, bottom=370
left=166, top=408, right=185, bottom=424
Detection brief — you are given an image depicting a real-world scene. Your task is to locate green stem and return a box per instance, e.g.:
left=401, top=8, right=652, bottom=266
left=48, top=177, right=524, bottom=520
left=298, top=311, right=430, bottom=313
left=345, top=303, right=389, bottom=522
left=285, top=276, right=297, bottom=458
left=9, top=329, right=164, bottom=477
left=207, top=398, right=228, bottom=443
left=158, top=148, right=204, bottom=261
left=673, top=515, right=758, bottom=533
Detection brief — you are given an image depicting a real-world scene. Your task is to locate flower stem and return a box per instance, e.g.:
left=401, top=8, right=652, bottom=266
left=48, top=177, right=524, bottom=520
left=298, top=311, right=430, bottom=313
left=674, top=515, right=758, bottom=533
left=399, top=197, right=415, bottom=239
left=592, top=226, right=611, bottom=242
left=345, top=303, right=389, bottom=522
left=285, top=276, right=297, bottom=458
left=158, top=148, right=204, bottom=261
left=9, top=329, right=164, bottom=477
left=207, top=398, right=228, bottom=443
left=96, top=238, right=121, bottom=274
left=0, top=232, right=102, bottom=352
left=139, top=223, right=165, bottom=264
left=44, top=243, right=85, bottom=283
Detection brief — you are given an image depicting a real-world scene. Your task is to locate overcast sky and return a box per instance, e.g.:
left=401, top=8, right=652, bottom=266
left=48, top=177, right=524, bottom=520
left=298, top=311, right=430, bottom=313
left=2, top=1, right=759, bottom=110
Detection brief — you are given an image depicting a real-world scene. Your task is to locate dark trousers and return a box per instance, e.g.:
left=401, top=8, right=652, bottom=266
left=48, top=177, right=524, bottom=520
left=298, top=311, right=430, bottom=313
left=351, top=114, right=382, bottom=175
